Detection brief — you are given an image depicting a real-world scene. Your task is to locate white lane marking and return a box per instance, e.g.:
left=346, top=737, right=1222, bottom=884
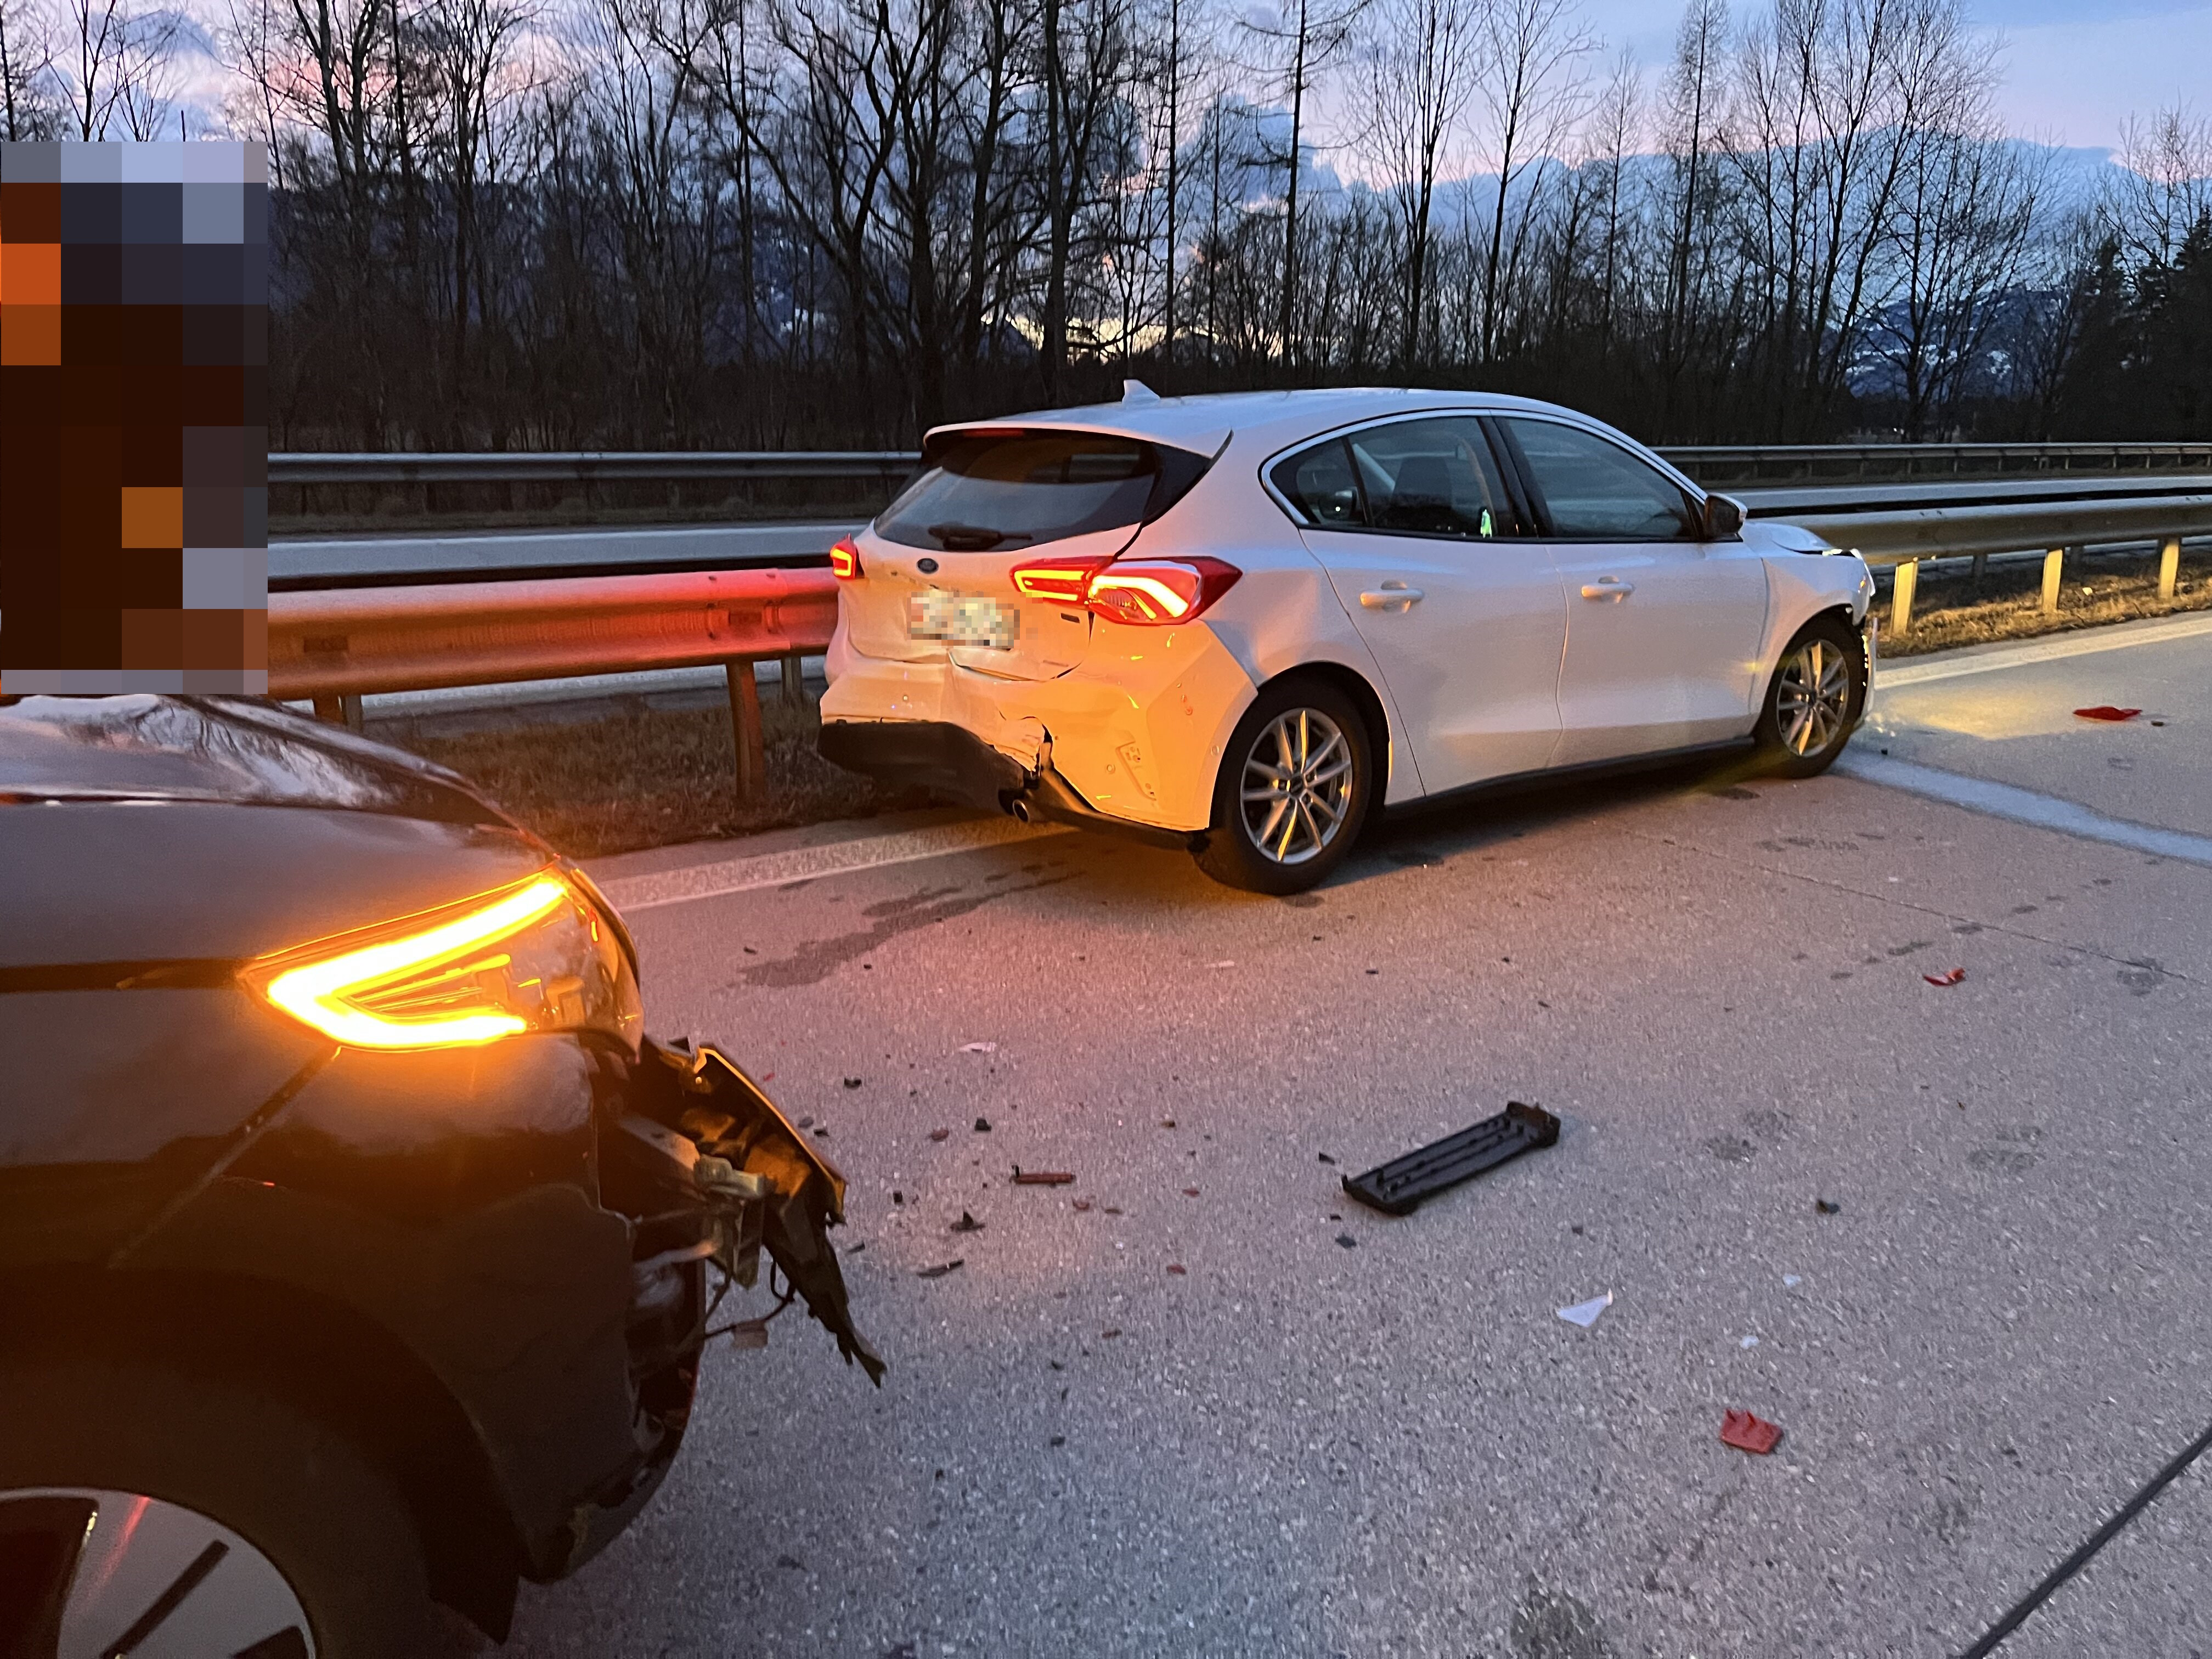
left=1835, top=752, right=2212, bottom=867
left=596, top=816, right=1075, bottom=911
left=1877, top=612, right=2212, bottom=691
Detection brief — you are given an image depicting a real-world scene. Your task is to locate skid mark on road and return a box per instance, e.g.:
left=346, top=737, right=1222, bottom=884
left=738, top=876, right=1074, bottom=988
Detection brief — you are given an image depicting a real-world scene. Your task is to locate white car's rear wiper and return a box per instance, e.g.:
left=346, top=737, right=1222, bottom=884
left=927, top=523, right=1033, bottom=551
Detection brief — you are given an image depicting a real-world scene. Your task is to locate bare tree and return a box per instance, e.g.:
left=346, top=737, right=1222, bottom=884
left=1469, top=0, right=1592, bottom=361
left=1356, top=0, right=1480, bottom=365
left=2105, top=102, right=2212, bottom=270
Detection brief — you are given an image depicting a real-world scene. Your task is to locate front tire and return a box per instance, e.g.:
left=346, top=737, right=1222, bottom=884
left=1195, top=676, right=1375, bottom=894
left=1756, top=616, right=1866, bottom=777
left=0, top=1360, right=435, bottom=1659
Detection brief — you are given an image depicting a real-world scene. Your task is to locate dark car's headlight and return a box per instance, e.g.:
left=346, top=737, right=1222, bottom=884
left=246, top=870, right=643, bottom=1053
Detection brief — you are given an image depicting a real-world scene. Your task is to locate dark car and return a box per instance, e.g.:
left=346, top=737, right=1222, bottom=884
left=0, top=695, right=879, bottom=1658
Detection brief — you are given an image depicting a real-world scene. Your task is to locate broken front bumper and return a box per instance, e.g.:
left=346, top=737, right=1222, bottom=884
left=607, top=1037, right=883, bottom=1386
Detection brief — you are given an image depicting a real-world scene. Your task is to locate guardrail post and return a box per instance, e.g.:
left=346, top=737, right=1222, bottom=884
left=1890, top=559, right=1918, bottom=635
left=2041, top=548, right=2065, bottom=615
left=2159, top=536, right=2182, bottom=600
left=781, top=651, right=806, bottom=709
left=726, top=659, right=766, bottom=803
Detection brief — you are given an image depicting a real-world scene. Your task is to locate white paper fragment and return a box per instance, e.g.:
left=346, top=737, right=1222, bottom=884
left=1556, top=1292, right=1613, bottom=1328
left=1207, top=960, right=1236, bottom=969
left=959, top=1042, right=997, bottom=1054
left=1740, top=1335, right=1759, bottom=1348
left=1782, top=1274, right=1802, bottom=1288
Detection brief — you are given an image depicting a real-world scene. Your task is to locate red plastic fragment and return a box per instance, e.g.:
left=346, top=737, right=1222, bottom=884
left=2074, top=706, right=2142, bottom=722
left=1924, top=967, right=1966, bottom=986
left=1720, top=1409, right=1784, bottom=1455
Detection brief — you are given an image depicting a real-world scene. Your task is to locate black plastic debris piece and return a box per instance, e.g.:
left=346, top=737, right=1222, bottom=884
left=844, top=1077, right=863, bottom=1089
left=1317, top=1152, right=1336, bottom=1165
left=974, top=1116, right=992, bottom=1132
left=1335, top=1233, right=1358, bottom=1249
left=951, top=1210, right=984, bottom=1233
left=916, top=1259, right=964, bottom=1279
left=1341, top=1102, right=1561, bottom=1216
left=1815, top=1198, right=1842, bottom=1215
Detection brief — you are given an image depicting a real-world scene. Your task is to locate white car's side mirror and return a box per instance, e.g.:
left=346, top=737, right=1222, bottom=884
left=1703, top=493, right=1746, bottom=540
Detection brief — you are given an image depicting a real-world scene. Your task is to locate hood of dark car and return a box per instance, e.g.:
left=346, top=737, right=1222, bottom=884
left=0, top=696, right=550, bottom=968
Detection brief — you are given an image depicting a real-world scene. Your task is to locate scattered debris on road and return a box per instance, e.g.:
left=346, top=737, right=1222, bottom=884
left=1556, top=1292, right=1612, bottom=1328
left=1182, top=1187, right=1200, bottom=1197
left=1719, top=1410, right=1784, bottom=1454
left=1317, top=1151, right=1336, bottom=1164
left=960, top=1041, right=998, bottom=1053
left=950, top=1211, right=984, bottom=1234
left=728, top=1319, right=770, bottom=1350
left=1815, top=1198, right=1842, bottom=1215
left=974, top=1116, right=992, bottom=1132
left=2074, top=706, right=2142, bottom=722
left=843, top=1077, right=862, bottom=1088
left=929, top=1127, right=950, bottom=1141
left=1073, top=1199, right=1093, bottom=1211
left=1782, top=1274, right=1802, bottom=1288
left=1207, top=960, right=1235, bottom=969
left=916, top=1260, right=964, bottom=1279
left=1925, top=967, right=1967, bottom=986
left=1342, top=1103, right=1561, bottom=1216
left=1740, top=1335, right=1759, bottom=1348
left=1161, top=1118, right=1177, bottom=1128
left=1101, top=1328, right=1120, bottom=1339
left=1013, top=1167, right=1075, bottom=1186
left=1335, top=1233, right=1357, bottom=1249
left=1165, top=1263, right=1187, bottom=1275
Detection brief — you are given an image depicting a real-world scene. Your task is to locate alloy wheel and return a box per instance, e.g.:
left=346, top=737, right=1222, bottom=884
left=1238, top=708, right=1355, bottom=865
left=0, top=1487, right=315, bottom=1658
left=1774, top=636, right=1851, bottom=757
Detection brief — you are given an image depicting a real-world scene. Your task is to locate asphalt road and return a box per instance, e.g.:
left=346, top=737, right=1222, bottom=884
left=496, top=618, right=2211, bottom=1659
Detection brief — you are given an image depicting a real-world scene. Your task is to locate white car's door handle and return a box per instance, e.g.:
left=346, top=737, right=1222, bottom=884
left=1581, top=579, right=1634, bottom=601
left=1360, top=583, right=1424, bottom=611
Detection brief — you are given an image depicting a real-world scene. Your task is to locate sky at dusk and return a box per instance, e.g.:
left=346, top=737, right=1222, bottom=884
left=1589, top=0, right=2210, bottom=153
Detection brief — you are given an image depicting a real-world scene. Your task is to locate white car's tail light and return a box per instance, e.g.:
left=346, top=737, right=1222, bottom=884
left=247, top=872, right=643, bottom=1052
left=1007, top=554, right=1242, bottom=627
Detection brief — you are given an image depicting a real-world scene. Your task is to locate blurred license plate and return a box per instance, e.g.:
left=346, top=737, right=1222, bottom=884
left=909, top=591, right=1019, bottom=650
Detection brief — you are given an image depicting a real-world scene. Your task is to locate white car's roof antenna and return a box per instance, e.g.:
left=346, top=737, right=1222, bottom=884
left=1122, top=379, right=1161, bottom=404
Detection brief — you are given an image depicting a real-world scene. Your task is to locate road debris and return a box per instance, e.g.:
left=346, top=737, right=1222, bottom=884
left=1013, top=1167, right=1074, bottom=1186
left=950, top=1211, right=984, bottom=1234
left=843, top=1077, right=862, bottom=1088
left=1182, top=1187, right=1200, bottom=1197
left=1815, top=1198, right=1842, bottom=1215
left=1317, top=1152, right=1336, bottom=1165
left=729, top=1319, right=770, bottom=1350
left=1335, top=1233, right=1358, bottom=1249
left=1740, top=1335, right=1759, bottom=1348
left=1073, top=1199, right=1093, bottom=1212
left=1782, top=1274, right=1802, bottom=1288
left=1161, top=1118, right=1177, bottom=1128
left=1719, top=1409, right=1784, bottom=1454
left=960, top=1041, right=998, bottom=1053
left=916, top=1260, right=964, bottom=1280
left=1101, top=1328, right=1121, bottom=1339
left=974, top=1116, right=992, bottom=1132
left=1925, top=967, right=1967, bottom=986
left=929, top=1127, right=950, bottom=1142
left=1556, top=1292, right=1612, bottom=1328
left=2074, top=706, right=2142, bottom=722
left=1165, top=1263, right=1187, bottom=1275
left=1342, top=1103, right=1561, bottom=1216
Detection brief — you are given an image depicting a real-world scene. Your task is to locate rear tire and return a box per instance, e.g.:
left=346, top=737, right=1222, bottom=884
left=0, top=1359, right=434, bottom=1659
left=1754, top=616, right=1866, bottom=778
left=1195, top=676, right=1375, bottom=894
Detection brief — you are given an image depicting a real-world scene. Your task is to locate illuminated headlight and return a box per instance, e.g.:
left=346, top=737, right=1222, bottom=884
left=247, top=871, right=644, bottom=1052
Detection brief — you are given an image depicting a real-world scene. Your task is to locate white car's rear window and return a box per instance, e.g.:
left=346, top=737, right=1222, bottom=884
left=877, top=431, right=1209, bottom=553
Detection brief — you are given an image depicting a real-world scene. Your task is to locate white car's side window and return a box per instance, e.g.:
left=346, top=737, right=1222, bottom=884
left=1504, top=418, right=1700, bottom=541
left=1274, top=417, right=1517, bottom=541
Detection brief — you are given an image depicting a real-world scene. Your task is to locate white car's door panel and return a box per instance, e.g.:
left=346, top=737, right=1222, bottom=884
left=1280, top=417, right=1567, bottom=792
left=1501, top=416, right=1770, bottom=765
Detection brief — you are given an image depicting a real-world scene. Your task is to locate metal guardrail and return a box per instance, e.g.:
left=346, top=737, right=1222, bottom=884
left=268, top=567, right=838, bottom=798
left=269, top=442, right=2212, bottom=491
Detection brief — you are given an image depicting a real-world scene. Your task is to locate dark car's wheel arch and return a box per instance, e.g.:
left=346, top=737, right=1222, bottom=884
left=0, top=1265, right=526, bottom=1640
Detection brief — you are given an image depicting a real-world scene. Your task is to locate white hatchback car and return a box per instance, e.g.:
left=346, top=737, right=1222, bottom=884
left=819, top=387, right=1876, bottom=893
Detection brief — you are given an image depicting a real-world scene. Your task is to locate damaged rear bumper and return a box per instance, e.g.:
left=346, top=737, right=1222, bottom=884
left=818, top=719, right=1203, bottom=853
